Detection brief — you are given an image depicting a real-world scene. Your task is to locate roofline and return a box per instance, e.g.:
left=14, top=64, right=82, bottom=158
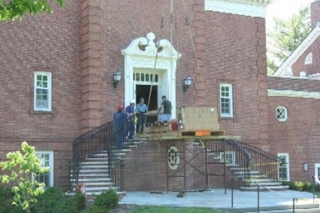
left=273, top=26, right=320, bottom=76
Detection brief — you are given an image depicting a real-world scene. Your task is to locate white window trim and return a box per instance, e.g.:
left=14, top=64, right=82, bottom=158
left=315, top=163, right=320, bottom=179
left=34, top=72, right=52, bottom=111
left=35, top=151, right=54, bottom=187
left=305, top=52, right=312, bottom=65
left=220, top=83, right=233, bottom=117
left=276, top=106, right=288, bottom=122
left=219, top=151, right=236, bottom=166
left=278, top=153, right=290, bottom=181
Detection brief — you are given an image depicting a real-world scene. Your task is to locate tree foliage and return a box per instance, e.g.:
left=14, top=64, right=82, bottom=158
left=267, top=6, right=312, bottom=75
left=0, top=0, right=64, bottom=21
left=0, top=141, right=50, bottom=213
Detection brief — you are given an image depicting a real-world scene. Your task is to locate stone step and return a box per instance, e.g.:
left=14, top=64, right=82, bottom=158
left=80, top=164, right=109, bottom=168
left=246, top=182, right=282, bottom=186
left=234, top=170, right=260, bottom=176
left=78, top=169, right=109, bottom=173
left=77, top=178, right=111, bottom=182
left=81, top=161, right=108, bottom=165
left=240, top=185, right=290, bottom=191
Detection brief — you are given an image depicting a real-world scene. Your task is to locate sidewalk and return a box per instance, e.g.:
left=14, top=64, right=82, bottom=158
left=119, top=189, right=319, bottom=211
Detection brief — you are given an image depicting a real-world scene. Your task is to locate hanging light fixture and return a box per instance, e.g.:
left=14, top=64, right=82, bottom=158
left=113, top=71, right=122, bottom=88
left=183, top=76, right=193, bottom=92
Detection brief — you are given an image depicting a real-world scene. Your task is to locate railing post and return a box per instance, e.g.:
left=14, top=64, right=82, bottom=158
left=293, top=198, right=297, bottom=213
left=257, top=185, right=260, bottom=213
left=231, top=177, right=234, bottom=208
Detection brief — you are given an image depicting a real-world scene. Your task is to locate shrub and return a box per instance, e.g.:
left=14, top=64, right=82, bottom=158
left=61, top=191, right=86, bottom=213
left=32, top=186, right=64, bottom=213
left=80, top=205, right=107, bottom=213
left=93, top=189, right=119, bottom=210
left=294, top=181, right=304, bottom=191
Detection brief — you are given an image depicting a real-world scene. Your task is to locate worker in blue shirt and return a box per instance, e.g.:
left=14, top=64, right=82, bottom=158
left=125, top=100, right=136, bottom=140
left=113, top=105, right=128, bottom=149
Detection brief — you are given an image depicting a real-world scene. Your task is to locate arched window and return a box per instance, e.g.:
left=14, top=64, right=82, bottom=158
left=305, top=53, right=312, bottom=65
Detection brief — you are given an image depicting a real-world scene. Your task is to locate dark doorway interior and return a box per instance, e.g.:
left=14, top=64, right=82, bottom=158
left=136, top=85, right=158, bottom=123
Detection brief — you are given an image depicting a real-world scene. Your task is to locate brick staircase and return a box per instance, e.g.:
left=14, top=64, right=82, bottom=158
left=70, top=139, right=143, bottom=196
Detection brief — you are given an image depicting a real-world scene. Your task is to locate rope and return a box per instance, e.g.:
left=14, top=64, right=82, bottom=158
left=181, top=0, right=207, bottom=105
left=144, top=2, right=167, bottom=126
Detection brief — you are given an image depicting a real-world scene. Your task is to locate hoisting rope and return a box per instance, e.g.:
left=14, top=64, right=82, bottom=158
left=144, top=3, right=167, bottom=126
left=181, top=0, right=207, bottom=105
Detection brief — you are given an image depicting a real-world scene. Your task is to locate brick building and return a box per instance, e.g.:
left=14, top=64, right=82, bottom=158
left=0, top=0, right=319, bottom=192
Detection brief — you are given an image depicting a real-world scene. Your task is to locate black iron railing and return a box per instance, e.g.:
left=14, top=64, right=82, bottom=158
left=205, top=139, right=280, bottom=188
left=71, top=119, right=127, bottom=191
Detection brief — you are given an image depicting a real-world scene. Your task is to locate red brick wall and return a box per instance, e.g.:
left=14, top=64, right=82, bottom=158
left=0, top=1, right=82, bottom=140
left=0, top=1, right=81, bottom=190
left=0, top=140, right=72, bottom=190
left=311, top=0, right=320, bottom=28
left=0, top=0, right=272, bottom=190
left=268, top=77, right=320, bottom=182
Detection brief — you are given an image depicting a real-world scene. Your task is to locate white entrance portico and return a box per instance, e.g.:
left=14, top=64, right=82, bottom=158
left=121, top=32, right=181, bottom=119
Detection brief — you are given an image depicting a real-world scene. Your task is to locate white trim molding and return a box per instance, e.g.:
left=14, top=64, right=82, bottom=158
left=274, top=26, right=320, bottom=76
left=205, top=0, right=275, bottom=17
left=122, top=32, right=181, bottom=119
left=268, top=89, right=320, bottom=99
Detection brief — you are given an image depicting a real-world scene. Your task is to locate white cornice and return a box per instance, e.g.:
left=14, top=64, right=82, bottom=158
left=268, top=89, right=320, bottom=99
left=273, top=27, right=320, bottom=76
left=205, top=0, right=275, bottom=18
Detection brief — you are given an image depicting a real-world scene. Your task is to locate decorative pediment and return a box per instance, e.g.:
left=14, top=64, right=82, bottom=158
left=205, top=0, right=275, bottom=18
left=121, top=32, right=181, bottom=60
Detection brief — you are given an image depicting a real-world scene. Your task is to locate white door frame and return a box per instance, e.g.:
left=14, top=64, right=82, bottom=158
left=122, top=32, right=181, bottom=119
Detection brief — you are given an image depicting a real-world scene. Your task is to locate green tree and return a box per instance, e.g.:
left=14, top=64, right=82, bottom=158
left=0, top=0, right=64, bottom=21
left=0, top=141, right=50, bottom=213
left=267, top=6, right=311, bottom=75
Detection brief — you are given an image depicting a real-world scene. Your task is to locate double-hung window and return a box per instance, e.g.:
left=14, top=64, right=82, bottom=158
left=220, top=84, right=233, bottom=117
left=34, top=72, right=52, bottom=111
left=219, top=151, right=236, bottom=166
left=34, top=151, right=54, bottom=187
left=278, top=153, right=290, bottom=181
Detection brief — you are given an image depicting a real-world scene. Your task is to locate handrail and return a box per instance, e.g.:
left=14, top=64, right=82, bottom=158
left=71, top=119, right=127, bottom=191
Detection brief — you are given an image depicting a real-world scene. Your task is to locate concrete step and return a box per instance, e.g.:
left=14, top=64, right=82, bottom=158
left=246, top=182, right=282, bottom=186
left=240, top=185, right=290, bottom=191
left=81, top=161, right=108, bottom=165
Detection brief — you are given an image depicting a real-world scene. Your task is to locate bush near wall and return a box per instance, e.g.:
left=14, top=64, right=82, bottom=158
left=281, top=181, right=318, bottom=192
left=0, top=186, right=119, bottom=213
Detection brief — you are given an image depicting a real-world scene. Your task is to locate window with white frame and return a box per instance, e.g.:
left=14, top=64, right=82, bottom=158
left=34, top=151, right=54, bottom=187
left=219, top=151, right=236, bottom=166
left=305, top=53, right=312, bottom=65
left=278, top=153, right=289, bottom=181
left=315, top=164, right=320, bottom=180
left=220, top=84, right=233, bottom=117
left=34, top=72, right=52, bottom=111
left=276, top=106, right=287, bottom=122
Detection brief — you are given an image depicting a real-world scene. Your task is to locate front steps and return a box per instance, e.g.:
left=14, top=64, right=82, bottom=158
left=231, top=168, right=289, bottom=191
left=193, top=141, right=288, bottom=192
left=70, top=139, right=143, bottom=196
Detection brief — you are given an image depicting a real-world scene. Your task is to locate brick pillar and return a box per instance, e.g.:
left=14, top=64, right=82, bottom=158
left=192, top=0, right=207, bottom=106
left=256, top=18, right=270, bottom=149
left=80, top=0, right=103, bottom=133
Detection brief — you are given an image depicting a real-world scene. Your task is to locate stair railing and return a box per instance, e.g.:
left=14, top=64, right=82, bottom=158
left=227, top=140, right=281, bottom=185
left=71, top=119, right=127, bottom=191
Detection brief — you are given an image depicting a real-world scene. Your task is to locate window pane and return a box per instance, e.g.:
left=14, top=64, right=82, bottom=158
left=35, top=153, right=51, bottom=187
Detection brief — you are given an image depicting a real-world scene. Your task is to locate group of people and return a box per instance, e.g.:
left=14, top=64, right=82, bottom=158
left=113, top=96, right=172, bottom=149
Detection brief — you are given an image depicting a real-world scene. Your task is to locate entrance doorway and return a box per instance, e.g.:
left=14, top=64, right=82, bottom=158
left=136, top=85, right=158, bottom=123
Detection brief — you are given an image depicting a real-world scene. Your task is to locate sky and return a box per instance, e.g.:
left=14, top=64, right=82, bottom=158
left=266, top=0, right=314, bottom=29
